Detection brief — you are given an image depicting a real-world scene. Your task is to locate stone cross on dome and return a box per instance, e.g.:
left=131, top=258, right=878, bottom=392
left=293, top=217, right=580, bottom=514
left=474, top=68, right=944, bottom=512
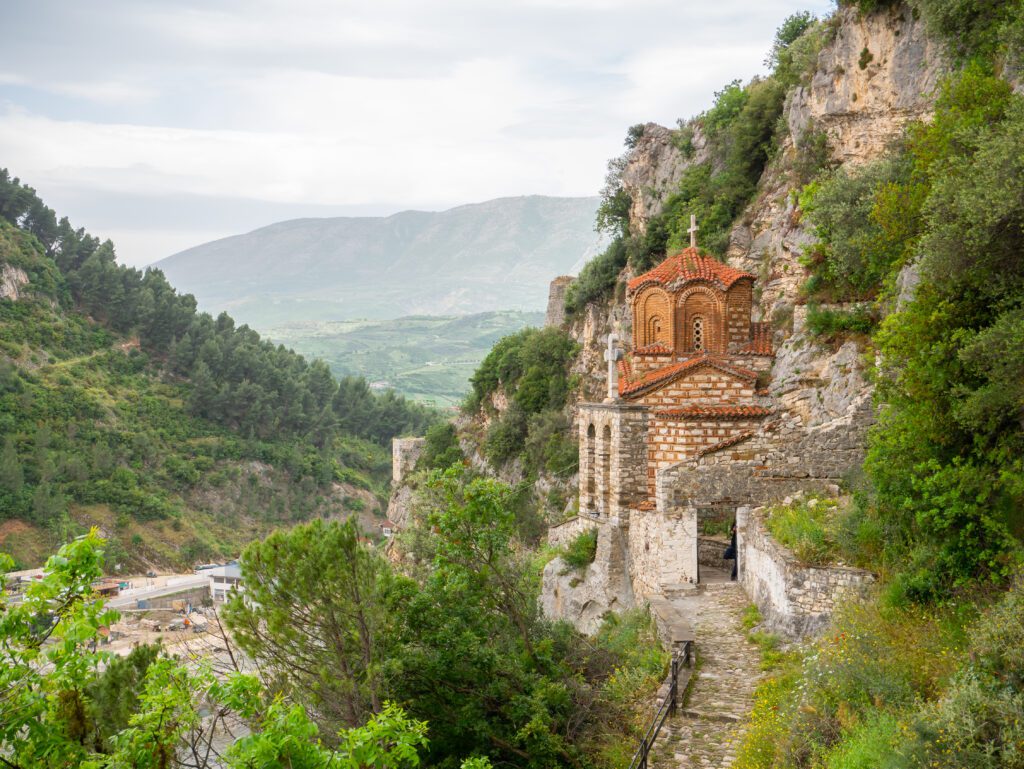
left=688, top=214, right=699, bottom=248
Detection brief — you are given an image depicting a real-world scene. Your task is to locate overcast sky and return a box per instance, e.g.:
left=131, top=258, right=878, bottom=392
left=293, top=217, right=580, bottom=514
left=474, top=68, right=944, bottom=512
left=0, top=0, right=832, bottom=267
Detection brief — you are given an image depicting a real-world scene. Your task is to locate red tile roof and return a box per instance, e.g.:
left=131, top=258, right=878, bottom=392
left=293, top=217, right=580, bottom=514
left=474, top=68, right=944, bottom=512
left=634, top=342, right=673, bottom=355
left=698, top=431, right=756, bottom=457
left=737, top=321, right=773, bottom=356
left=619, top=354, right=757, bottom=398
left=628, top=247, right=755, bottom=294
left=654, top=405, right=773, bottom=420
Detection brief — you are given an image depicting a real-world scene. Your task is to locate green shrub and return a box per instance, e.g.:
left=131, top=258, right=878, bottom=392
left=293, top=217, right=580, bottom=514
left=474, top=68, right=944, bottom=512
left=523, top=410, right=578, bottom=478
left=900, top=579, right=1024, bottom=769
left=418, top=421, right=464, bottom=471
left=563, top=237, right=628, bottom=315
left=910, top=0, right=1024, bottom=62
left=561, top=528, right=598, bottom=571
left=484, top=407, right=528, bottom=468
left=467, top=327, right=578, bottom=416
left=823, top=712, right=902, bottom=769
left=806, top=305, right=877, bottom=336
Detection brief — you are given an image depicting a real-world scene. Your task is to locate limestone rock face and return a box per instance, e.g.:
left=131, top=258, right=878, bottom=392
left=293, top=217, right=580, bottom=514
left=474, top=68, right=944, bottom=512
left=541, top=520, right=635, bottom=634
left=788, top=4, right=943, bottom=167
left=619, top=123, right=710, bottom=234
left=772, top=315, right=872, bottom=430
left=566, top=293, right=632, bottom=403
left=0, top=264, right=29, bottom=301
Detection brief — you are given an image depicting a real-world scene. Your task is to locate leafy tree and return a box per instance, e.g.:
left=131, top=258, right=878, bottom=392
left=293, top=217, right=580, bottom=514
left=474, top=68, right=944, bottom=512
left=0, top=532, right=488, bottom=769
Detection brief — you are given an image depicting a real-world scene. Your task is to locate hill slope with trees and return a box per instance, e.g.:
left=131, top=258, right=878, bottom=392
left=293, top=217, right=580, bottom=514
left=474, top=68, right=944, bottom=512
left=0, top=171, right=438, bottom=569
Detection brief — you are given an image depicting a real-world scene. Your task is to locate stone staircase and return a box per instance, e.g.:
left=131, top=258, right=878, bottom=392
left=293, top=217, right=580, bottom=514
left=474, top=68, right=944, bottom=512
left=647, top=581, right=762, bottom=768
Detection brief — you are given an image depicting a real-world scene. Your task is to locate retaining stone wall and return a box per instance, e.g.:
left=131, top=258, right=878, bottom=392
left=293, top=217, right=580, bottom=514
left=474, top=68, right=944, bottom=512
left=737, top=506, right=875, bottom=637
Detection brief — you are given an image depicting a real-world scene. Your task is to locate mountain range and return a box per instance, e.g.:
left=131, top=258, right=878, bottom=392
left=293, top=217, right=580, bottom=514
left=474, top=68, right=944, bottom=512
left=156, top=195, right=602, bottom=326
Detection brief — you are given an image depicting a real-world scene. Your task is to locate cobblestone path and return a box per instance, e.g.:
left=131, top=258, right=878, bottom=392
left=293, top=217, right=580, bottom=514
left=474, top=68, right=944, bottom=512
left=649, top=582, right=762, bottom=769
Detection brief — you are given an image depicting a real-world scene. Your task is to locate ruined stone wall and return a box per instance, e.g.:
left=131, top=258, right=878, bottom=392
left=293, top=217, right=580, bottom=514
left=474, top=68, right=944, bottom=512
left=737, top=506, right=875, bottom=638
left=541, top=517, right=635, bottom=634
left=392, top=437, right=426, bottom=484
left=545, top=276, right=574, bottom=328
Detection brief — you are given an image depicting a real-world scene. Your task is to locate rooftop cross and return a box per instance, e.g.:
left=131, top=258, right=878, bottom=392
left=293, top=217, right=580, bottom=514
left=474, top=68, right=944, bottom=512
left=688, top=214, right=699, bottom=249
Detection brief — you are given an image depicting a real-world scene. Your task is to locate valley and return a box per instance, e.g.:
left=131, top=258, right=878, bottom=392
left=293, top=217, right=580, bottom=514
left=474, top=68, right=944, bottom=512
left=263, top=311, right=544, bottom=407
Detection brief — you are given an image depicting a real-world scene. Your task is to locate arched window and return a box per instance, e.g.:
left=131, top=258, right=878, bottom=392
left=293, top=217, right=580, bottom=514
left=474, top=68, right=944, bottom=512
left=647, top=315, right=662, bottom=346
left=692, top=316, right=705, bottom=352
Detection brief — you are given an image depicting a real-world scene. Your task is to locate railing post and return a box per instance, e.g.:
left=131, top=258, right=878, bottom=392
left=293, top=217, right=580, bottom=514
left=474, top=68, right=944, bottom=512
left=669, top=655, right=679, bottom=714
left=640, top=737, right=647, bottom=769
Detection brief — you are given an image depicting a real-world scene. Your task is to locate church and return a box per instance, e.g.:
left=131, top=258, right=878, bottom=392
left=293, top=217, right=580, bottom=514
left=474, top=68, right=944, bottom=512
left=577, top=241, right=775, bottom=518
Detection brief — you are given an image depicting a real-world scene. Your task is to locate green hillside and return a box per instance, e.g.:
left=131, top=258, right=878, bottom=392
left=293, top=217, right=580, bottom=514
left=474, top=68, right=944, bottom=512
left=0, top=173, right=439, bottom=571
left=264, top=311, right=545, bottom=408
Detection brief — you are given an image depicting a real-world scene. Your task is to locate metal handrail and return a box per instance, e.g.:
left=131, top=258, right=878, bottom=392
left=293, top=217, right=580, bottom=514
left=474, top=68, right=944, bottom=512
left=628, top=640, right=692, bottom=769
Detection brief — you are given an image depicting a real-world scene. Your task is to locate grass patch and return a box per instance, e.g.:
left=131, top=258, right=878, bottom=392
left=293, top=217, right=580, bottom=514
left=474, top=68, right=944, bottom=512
left=765, top=494, right=840, bottom=565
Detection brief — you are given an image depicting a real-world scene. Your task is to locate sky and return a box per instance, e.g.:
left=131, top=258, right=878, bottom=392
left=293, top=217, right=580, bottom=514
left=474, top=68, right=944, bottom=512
left=0, top=0, right=833, bottom=267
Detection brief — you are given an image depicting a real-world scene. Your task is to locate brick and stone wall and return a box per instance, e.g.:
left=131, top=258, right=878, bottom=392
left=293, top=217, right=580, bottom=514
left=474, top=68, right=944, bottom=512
left=726, top=282, right=753, bottom=347
left=636, top=370, right=756, bottom=409
left=392, top=437, right=426, bottom=484
left=645, top=414, right=765, bottom=493
left=737, top=505, right=875, bottom=637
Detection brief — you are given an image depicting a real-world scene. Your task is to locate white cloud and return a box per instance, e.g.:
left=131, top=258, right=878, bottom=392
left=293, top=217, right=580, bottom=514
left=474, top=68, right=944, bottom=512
left=0, top=0, right=834, bottom=266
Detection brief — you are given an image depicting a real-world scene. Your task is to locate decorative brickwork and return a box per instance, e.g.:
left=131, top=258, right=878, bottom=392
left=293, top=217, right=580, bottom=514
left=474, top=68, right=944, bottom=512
left=578, top=246, right=775, bottom=515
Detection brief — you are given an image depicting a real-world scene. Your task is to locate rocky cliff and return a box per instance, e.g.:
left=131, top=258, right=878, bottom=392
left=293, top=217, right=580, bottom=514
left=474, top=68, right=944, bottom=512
left=539, top=3, right=946, bottom=632
left=560, top=2, right=944, bottom=426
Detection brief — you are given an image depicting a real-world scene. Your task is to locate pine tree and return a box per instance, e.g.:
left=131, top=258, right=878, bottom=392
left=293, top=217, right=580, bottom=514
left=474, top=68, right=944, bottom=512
left=0, top=436, right=23, bottom=495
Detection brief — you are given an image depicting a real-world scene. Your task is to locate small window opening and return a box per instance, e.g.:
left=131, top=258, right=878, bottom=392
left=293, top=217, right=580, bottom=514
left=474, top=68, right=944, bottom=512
left=693, top=316, right=705, bottom=352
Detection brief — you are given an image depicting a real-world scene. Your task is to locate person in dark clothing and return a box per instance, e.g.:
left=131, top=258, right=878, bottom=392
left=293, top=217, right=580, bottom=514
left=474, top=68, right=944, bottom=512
left=722, top=522, right=738, bottom=580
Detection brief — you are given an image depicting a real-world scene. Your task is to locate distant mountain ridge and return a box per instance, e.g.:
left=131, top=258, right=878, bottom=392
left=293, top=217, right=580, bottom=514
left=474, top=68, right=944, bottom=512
left=156, top=195, right=602, bottom=325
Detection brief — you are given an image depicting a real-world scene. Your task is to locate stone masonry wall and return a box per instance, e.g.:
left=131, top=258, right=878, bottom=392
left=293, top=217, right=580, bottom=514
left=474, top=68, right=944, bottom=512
left=392, top=437, right=426, bottom=484
left=545, top=276, right=574, bottom=328
left=626, top=506, right=698, bottom=596
left=577, top=403, right=648, bottom=516
left=657, top=395, right=873, bottom=513
left=737, top=505, right=875, bottom=638
left=547, top=515, right=598, bottom=548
